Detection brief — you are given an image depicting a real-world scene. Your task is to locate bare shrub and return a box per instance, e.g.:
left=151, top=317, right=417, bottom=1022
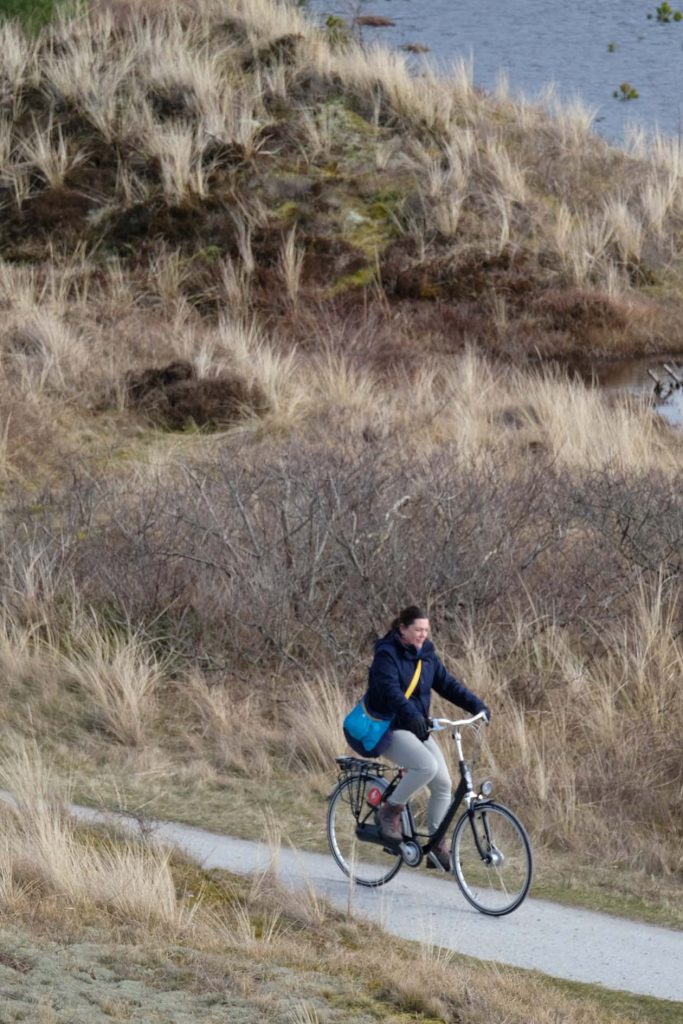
left=60, top=440, right=571, bottom=669
left=569, top=467, right=683, bottom=577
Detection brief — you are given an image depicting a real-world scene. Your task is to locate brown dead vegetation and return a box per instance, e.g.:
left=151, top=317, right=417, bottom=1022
left=126, top=360, right=268, bottom=429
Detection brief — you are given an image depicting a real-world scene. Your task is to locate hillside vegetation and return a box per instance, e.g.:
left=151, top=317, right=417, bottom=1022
left=0, top=3, right=682, bottom=1014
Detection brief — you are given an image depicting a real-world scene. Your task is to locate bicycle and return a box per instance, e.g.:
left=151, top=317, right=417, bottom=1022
left=326, top=710, right=533, bottom=916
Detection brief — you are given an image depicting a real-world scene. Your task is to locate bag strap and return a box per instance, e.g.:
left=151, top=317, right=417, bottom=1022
left=404, top=660, right=422, bottom=700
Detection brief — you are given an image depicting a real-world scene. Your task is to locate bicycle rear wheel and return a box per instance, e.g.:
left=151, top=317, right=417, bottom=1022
left=452, top=802, right=532, bottom=915
left=327, top=774, right=403, bottom=887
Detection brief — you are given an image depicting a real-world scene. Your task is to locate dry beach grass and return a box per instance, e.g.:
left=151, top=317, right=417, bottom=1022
left=0, top=0, right=682, bottom=1018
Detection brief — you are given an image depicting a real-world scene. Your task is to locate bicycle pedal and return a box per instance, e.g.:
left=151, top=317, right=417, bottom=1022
left=426, top=851, right=448, bottom=871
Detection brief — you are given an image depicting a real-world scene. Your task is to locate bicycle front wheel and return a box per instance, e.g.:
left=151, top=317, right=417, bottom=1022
left=452, top=802, right=532, bottom=916
left=327, top=774, right=403, bottom=887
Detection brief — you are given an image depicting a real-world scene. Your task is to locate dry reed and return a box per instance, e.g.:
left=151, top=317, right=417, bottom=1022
left=59, top=619, right=164, bottom=747
left=0, top=743, right=188, bottom=930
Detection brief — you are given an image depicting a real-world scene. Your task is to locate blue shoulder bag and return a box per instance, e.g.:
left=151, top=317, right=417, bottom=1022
left=343, top=660, right=422, bottom=758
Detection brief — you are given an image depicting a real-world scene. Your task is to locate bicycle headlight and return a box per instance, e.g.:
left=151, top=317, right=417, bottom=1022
left=480, top=779, right=494, bottom=797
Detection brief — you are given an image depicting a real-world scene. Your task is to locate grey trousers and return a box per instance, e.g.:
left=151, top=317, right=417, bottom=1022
left=382, top=731, right=452, bottom=834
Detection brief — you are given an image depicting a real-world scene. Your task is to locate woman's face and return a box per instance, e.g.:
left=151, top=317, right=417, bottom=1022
left=399, top=618, right=430, bottom=649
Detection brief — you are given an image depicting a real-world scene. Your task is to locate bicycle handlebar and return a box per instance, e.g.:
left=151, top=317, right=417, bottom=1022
left=430, top=710, right=488, bottom=731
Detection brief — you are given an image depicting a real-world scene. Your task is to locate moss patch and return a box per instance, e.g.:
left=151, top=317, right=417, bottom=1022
left=326, top=264, right=377, bottom=296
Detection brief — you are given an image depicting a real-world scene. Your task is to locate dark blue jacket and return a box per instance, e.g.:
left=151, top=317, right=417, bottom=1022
left=366, top=631, right=485, bottom=729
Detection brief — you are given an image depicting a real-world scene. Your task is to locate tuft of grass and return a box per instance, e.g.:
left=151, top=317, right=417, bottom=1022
left=285, top=672, right=348, bottom=771
left=0, top=19, right=33, bottom=96
left=146, top=124, right=212, bottom=202
left=18, top=114, right=87, bottom=189
left=279, top=227, right=305, bottom=308
left=0, top=414, right=10, bottom=480
left=59, top=620, right=164, bottom=747
left=486, top=137, right=528, bottom=204
left=185, top=672, right=275, bottom=778
left=6, top=310, right=89, bottom=394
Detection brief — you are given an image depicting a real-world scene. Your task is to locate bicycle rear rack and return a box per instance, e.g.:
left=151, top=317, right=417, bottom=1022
left=334, top=755, right=390, bottom=779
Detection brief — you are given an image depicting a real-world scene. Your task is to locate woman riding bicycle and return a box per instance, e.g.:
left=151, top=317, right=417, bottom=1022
left=367, top=605, right=490, bottom=869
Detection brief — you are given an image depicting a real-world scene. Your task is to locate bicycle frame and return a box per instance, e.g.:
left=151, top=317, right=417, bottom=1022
left=355, top=711, right=490, bottom=863
left=421, top=713, right=488, bottom=858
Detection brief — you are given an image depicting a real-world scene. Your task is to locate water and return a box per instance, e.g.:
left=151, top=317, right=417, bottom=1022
left=593, top=357, right=683, bottom=428
left=307, top=0, right=683, bottom=145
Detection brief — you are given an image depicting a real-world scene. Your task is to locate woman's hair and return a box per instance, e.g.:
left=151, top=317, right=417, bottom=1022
left=391, top=605, right=427, bottom=632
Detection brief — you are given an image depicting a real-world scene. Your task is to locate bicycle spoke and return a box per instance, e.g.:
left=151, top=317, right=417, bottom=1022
left=327, top=774, right=402, bottom=888
left=452, top=803, right=532, bottom=915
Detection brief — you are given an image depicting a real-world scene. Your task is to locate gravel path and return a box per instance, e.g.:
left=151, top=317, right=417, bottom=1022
left=70, top=805, right=683, bottom=1004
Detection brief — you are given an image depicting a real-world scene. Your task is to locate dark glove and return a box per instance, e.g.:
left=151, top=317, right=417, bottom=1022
left=481, top=703, right=491, bottom=724
left=407, top=715, right=431, bottom=742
